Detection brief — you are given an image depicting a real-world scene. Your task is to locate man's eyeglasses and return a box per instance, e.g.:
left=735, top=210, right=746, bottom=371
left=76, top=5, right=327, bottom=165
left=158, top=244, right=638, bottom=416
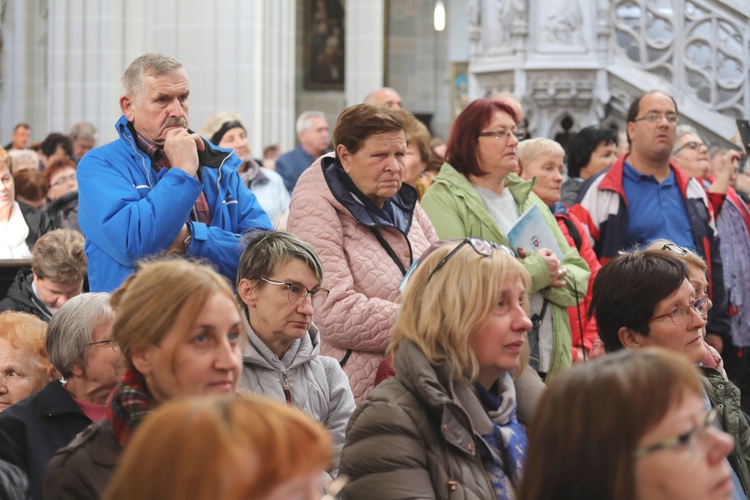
left=87, top=339, right=120, bottom=353
left=673, top=141, right=706, bottom=155
left=426, top=237, right=515, bottom=283
left=260, top=278, right=330, bottom=309
left=476, top=129, right=526, bottom=142
left=633, top=407, right=718, bottom=458
left=648, top=295, right=707, bottom=326
left=632, top=113, right=679, bottom=125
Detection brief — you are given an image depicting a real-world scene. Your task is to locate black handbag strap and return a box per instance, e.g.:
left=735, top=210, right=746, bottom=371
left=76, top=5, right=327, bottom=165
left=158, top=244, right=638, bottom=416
left=369, top=226, right=408, bottom=276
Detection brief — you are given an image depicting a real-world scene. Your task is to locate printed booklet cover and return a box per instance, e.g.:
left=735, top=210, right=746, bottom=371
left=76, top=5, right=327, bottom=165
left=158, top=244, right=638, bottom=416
left=507, top=204, right=564, bottom=260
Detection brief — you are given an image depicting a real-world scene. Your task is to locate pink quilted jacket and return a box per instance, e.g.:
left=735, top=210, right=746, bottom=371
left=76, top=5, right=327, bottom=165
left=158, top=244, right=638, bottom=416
left=287, top=156, right=438, bottom=402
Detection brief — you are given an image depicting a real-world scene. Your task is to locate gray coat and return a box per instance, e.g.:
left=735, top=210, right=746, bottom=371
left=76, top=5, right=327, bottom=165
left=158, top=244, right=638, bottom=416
left=340, top=339, right=521, bottom=499
left=239, top=321, right=355, bottom=476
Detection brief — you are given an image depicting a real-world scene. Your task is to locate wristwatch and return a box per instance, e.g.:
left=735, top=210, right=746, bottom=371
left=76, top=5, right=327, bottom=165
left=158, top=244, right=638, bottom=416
left=183, top=234, right=192, bottom=253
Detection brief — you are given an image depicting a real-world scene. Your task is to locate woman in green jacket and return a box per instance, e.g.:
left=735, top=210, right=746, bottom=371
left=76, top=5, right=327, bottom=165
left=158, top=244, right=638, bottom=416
left=421, top=98, right=589, bottom=377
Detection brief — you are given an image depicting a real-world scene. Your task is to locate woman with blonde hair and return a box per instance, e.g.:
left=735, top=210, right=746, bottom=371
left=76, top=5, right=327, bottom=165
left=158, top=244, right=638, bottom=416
left=44, top=258, right=245, bottom=499
left=519, top=348, right=735, bottom=500
left=104, top=395, right=332, bottom=500
left=340, top=238, right=532, bottom=499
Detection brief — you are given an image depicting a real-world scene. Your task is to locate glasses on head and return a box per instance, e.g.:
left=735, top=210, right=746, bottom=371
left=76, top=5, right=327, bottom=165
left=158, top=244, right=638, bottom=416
left=477, top=128, right=526, bottom=142
left=673, top=141, right=706, bottom=155
left=633, top=407, right=718, bottom=459
left=648, top=295, right=707, bottom=326
left=426, top=237, right=515, bottom=284
left=660, top=243, right=694, bottom=256
left=260, top=278, right=330, bottom=309
left=632, top=113, right=679, bottom=125
left=50, top=174, right=77, bottom=187
left=87, top=339, right=120, bottom=353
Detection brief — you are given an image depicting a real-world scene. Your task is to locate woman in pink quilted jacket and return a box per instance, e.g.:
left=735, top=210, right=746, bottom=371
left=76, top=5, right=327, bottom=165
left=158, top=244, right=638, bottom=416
left=287, top=104, right=438, bottom=401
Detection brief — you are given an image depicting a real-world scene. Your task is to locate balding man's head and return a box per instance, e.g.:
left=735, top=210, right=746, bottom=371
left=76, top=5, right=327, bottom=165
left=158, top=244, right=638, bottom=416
left=364, top=88, right=403, bottom=110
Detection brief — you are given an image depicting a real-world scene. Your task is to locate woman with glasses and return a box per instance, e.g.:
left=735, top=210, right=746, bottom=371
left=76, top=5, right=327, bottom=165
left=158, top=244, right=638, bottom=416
left=45, top=157, right=80, bottom=231
left=340, top=238, right=532, bottom=499
left=648, top=241, right=750, bottom=495
left=591, top=249, right=750, bottom=497
left=421, top=98, right=589, bottom=379
left=519, top=348, right=735, bottom=500
left=287, top=104, right=438, bottom=402
left=672, top=125, right=750, bottom=354
left=0, top=293, right=121, bottom=500
left=236, top=231, right=354, bottom=477
left=44, top=258, right=244, bottom=500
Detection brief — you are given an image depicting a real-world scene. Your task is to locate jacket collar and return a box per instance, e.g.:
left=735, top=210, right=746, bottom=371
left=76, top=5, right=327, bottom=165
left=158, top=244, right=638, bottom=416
left=321, top=155, right=417, bottom=234
left=598, top=155, right=692, bottom=201
left=38, top=379, right=88, bottom=418
left=242, top=310, right=320, bottom=370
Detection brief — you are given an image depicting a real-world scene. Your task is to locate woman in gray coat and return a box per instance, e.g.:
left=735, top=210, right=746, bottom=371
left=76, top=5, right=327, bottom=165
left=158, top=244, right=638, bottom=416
left=340, top=238, right=533, bottom=499
left=236, top=231, right=355, bottom=477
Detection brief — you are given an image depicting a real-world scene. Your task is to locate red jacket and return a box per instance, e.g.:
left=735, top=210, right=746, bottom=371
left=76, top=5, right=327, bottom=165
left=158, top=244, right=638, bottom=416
left=551, top=202, right=601, bottom=361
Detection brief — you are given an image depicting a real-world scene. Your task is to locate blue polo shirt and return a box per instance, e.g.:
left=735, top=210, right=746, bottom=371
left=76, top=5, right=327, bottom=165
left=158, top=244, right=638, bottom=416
left=622, top=161, right=696, bottom=252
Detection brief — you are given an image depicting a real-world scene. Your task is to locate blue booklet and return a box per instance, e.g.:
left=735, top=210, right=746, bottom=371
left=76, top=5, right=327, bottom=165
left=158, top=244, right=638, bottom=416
left=507, top=204, right=564, bottom=260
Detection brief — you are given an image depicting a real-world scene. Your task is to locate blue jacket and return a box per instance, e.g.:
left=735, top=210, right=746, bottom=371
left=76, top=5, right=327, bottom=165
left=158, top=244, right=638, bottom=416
left=571, top=155, right=731, bottom=340
left=276, top=144, right=319, bottom=193
left=78, top=116, right=272, bottom=292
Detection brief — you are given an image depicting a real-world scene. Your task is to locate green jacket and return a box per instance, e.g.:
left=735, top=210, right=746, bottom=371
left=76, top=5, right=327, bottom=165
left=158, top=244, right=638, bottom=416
left=421, top=163, right=590, bottom=374
left=702, top=367, right=750, bottom=495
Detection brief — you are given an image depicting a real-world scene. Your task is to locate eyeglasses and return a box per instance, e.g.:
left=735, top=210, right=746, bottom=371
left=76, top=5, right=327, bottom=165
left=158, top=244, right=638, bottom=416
left=648, top=295, right=707, bottom=326
left=50, top=174, right=77, bottom=187
left=632, top=113, right=679, bottom=125
left=477, top=128, right=526, bottom=142
left=633, top=407, right=718, bottom=458
left=661, top=243, right=693, bottom=256
left=260, top=278, right=330, bottom=309
left=426, top=237, right=515, bottom=283
left=87, top=339, right=120, bottom=353
left=673, top=141, right=707, bottom=155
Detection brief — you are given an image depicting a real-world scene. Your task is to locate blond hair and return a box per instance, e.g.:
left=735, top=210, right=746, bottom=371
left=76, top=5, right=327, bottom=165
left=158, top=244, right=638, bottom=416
left=645, top=239, right=707, bottom=274
left=104, top=395, right=332, bottom=500
left=109, top=258, right=238, bottom=370
left=390, top=241, right=531, bottom=382
left=517, top=138, right=565, bottom=176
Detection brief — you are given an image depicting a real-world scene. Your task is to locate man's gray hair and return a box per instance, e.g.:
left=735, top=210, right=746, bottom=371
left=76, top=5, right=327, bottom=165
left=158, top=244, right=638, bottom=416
left=296, top=111, right=326, bottom=135
left=46, top=293, right=113, bottom=378
left=121, top=52, right=184, bottom=100
left=68, top=121, right=98, bottom=142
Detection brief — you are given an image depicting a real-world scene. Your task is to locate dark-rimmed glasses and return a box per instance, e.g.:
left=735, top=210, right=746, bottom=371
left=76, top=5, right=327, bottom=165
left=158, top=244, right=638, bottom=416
left=426, top=237, right=515, bottom=283
left=633, top=407, right=718, bottom=459
left=477, top=128, right=526, bottom=142
left=648, top=295, right=707, bottom=326
left=260, top=278, right=330, bottom=309
left=632, top=113, right=679, bottom=125
left=87, top=339, right=120, bottom=353
left=672, top=141, right=706, bottom=155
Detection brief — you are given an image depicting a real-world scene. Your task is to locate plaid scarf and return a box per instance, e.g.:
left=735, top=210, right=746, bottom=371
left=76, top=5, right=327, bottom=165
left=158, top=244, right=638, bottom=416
left=135, top=132, right=212, bottom=224
left=106, top=368, right=155, bottom=446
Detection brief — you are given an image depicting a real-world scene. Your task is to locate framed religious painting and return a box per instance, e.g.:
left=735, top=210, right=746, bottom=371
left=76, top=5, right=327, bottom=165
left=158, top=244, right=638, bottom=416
left=304, top=0, right=346, bottom=90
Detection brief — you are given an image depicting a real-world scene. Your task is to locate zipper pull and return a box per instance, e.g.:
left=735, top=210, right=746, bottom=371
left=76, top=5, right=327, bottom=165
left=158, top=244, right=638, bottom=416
left=281, top=371, right=292, bottom=405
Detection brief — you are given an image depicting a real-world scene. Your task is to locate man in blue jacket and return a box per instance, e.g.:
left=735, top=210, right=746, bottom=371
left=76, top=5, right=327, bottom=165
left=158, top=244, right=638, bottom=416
left=78, top=52, right=272, bottom=292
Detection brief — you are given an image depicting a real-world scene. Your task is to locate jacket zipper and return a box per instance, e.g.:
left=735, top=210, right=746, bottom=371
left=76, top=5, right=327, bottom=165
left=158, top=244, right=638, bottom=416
left=281, top=371, right=292, bottom=405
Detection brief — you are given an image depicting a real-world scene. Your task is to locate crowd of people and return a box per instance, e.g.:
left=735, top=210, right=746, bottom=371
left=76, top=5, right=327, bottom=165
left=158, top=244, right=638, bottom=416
left=1, top=50, right=749, bottom=499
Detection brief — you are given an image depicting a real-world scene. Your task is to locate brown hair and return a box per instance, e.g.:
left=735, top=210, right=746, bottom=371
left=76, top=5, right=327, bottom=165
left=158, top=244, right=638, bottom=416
left=332, top=104, right=408, bottom=159
left=404, top=116, right=433, bottom=165
left=103, top=395, right=332, bottom=500
left=110, top=258, right=238, bottom=371
left=31, top=229, right=87, bottom=284
left=0, top=311, right=58, bottom=382
left=518, top=348, right=703, bottom=500
left=13, top=169, right=49, bottom=203
left=44, top=158, right=76, bottom=183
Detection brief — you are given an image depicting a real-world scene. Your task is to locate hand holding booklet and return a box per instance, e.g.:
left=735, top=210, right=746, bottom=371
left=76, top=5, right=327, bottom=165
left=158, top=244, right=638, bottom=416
left=507, top=204, right=564, bottom=260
